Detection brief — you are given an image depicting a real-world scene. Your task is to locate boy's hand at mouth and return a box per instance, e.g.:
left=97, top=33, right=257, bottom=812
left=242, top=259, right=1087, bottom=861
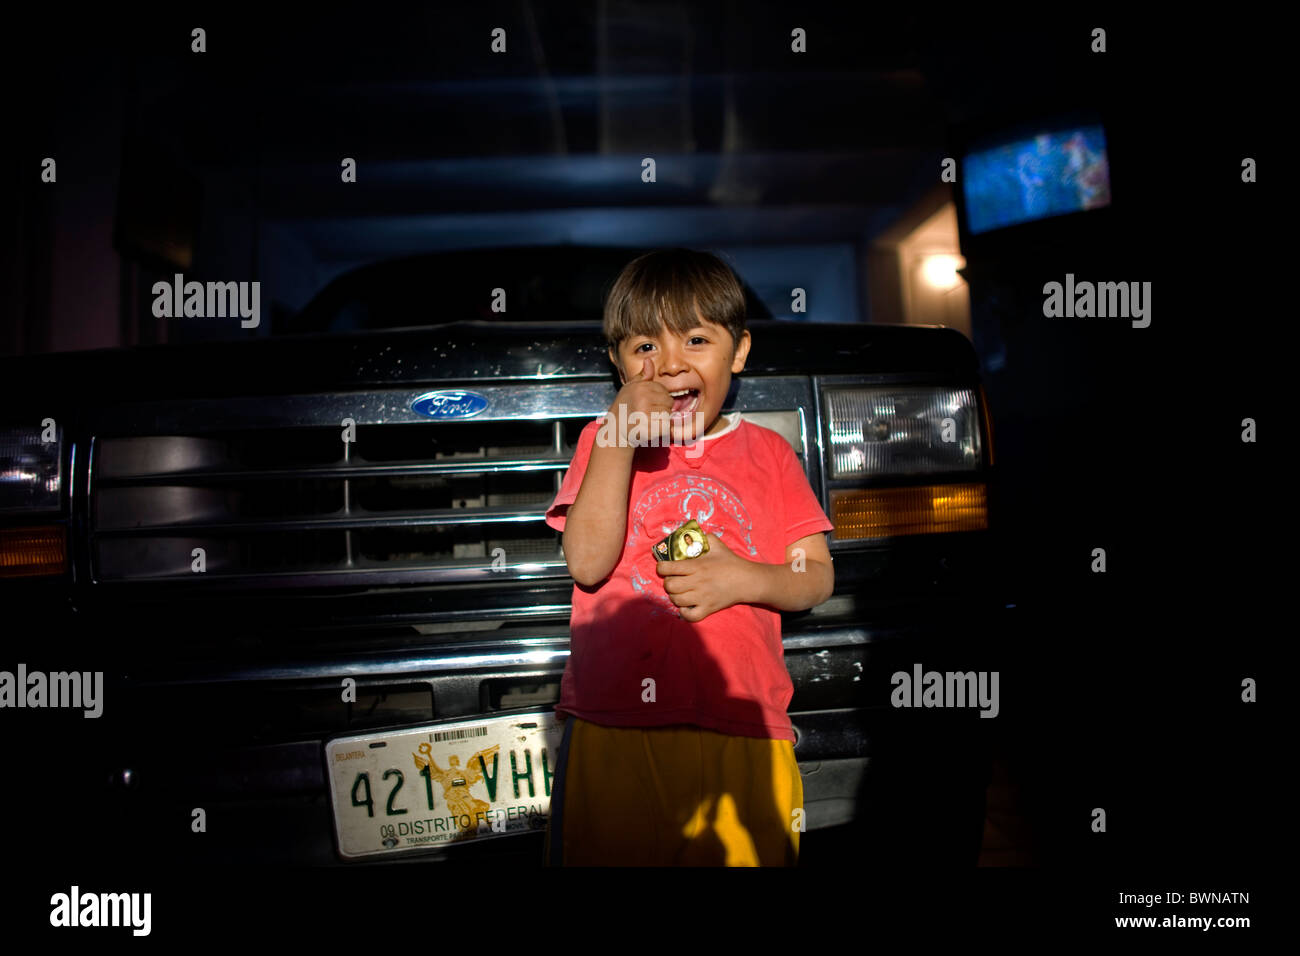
left=655, top=532, right=755, bottom=622
left=609, top=357, right=674, bottom=444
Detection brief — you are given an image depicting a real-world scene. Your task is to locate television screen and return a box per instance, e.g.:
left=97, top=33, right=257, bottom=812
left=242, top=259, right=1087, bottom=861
left=962, top=125, right=1111, bottom=235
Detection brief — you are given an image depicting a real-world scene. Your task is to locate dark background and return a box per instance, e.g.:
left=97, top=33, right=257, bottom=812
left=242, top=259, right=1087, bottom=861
left=0, top=3, right=1275, bottom=935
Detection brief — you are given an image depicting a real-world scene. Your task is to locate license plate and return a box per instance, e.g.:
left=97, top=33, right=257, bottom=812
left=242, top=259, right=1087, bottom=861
left=325, top=712, right=563, bottom=860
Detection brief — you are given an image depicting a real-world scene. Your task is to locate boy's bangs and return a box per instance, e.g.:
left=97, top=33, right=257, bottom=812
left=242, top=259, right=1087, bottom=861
left=621, top=292, right=702, bottom=341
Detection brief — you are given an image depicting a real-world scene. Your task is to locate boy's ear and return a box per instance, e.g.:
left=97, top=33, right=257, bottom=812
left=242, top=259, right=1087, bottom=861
left=608, top=346, right=625, bottom=384
left=730, top=330, right=752, bottom=373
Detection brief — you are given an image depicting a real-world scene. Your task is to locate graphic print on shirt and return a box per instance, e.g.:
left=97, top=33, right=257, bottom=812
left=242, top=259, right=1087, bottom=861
left=627, top=473, right=759, bottom=618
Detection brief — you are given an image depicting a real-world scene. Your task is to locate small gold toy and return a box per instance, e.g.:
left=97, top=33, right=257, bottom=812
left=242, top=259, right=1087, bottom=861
left=652, top=519, right=710, bottom=561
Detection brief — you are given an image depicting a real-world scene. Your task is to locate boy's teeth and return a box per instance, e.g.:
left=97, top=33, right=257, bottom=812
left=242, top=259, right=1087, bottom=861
left=670, top=392, right=700, bottom=419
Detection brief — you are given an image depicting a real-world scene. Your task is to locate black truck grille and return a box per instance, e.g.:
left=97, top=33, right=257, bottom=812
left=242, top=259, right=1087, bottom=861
left=91, top=417, right=581, bottom=583
left=86, top=382, right=810, bottom=587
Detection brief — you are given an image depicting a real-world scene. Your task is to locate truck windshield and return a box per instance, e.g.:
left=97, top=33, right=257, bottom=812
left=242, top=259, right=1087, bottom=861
left=282, top=246, right=772, bottom=335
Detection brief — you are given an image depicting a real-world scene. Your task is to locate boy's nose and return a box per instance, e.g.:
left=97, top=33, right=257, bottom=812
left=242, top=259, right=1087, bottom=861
left=657, top=342, right=687, bottom=375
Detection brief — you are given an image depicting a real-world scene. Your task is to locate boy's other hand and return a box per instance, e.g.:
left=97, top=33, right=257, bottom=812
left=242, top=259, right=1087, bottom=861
left=610, top=356, right=673, bottom=444
left=655, top=532, right=754, bottom=622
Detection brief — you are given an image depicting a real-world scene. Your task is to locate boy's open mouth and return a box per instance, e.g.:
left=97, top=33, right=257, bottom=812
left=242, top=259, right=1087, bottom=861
left=668, top=388, right=700, bottom=418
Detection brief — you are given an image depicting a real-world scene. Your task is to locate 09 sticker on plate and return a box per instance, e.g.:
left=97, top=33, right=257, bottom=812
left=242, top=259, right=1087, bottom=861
left=326, top=712, right=563, bottom=859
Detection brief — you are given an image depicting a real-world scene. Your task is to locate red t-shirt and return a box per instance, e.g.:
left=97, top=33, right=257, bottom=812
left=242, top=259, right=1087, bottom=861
left=544, top=412, right=835, bottom=741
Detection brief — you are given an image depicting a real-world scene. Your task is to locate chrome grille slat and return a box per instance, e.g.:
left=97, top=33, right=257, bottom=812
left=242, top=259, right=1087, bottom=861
left=94, top=504, right=552, bottom=535
left=92, top=454, right=575, bottom=484
left=88, top=562, right=571, bottom=587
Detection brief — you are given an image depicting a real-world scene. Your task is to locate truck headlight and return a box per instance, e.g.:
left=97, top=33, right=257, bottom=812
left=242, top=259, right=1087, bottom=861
left=0, top=425, right=65, bottom=576
left=823, top=387, right=981, bottom=478
left=0, top=424, right=63, bottom=512
left=823, top=387, right=987, bottom=540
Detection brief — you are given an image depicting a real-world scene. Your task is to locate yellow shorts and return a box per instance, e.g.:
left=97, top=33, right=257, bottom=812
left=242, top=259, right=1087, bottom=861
left=544, top=716, right=803, bottom=866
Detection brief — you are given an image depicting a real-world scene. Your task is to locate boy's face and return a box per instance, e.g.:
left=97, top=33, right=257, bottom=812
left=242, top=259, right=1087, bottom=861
left=609, top=313, right=751, bottom=444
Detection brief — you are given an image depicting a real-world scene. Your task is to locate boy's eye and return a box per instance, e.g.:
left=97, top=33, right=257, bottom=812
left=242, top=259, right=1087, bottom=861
left=632, top=336, right=705, bottom=352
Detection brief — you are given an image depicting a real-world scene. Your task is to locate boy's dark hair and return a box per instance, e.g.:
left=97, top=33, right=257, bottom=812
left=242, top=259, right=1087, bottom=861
left=603, top=248, right=747, bottom=355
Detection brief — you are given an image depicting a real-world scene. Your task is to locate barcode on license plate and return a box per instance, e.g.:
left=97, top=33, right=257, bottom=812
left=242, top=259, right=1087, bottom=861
left=433, top=727, right=488, bottom=743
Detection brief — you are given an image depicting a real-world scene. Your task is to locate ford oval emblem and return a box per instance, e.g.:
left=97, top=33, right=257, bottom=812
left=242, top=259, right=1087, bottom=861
left=411, top=389, right=489, bottom=419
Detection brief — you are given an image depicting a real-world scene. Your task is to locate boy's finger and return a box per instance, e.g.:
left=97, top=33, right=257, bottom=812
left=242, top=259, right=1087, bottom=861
left=663, top=576, right=694, bottom=595
left=656, top=560, right=694, bottom=576
left=630, top=356, right=655, bottom=381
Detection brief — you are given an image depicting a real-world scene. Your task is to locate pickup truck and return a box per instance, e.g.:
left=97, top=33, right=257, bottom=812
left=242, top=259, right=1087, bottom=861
left=0, top=254, right=1000, bottom=868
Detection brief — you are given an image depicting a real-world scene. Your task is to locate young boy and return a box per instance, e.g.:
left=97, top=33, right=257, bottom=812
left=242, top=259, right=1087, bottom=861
left=542, top=249, right=835, bottom=866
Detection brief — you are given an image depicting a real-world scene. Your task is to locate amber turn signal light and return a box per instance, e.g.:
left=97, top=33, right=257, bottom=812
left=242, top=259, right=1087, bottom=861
left=830, top=483, right=988, bottom=540
left=0, top=525, right=67, bottom=578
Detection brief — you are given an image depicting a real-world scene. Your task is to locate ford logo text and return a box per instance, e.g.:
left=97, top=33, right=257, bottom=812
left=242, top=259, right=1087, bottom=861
left=410, top=390, right=490, bottom=419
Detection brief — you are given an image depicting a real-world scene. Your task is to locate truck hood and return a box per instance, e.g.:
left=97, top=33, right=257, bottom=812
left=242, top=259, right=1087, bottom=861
left=0, top=320, right=977, bottom=404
